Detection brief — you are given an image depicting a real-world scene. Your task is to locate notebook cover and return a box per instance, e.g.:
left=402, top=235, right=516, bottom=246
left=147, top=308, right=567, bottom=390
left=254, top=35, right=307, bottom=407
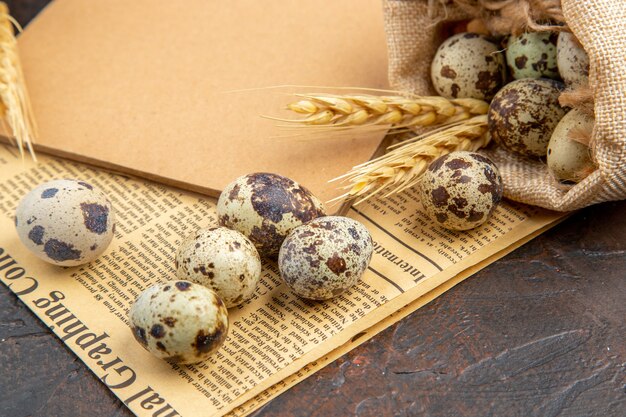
left=9, top=0, right=389, bottom=205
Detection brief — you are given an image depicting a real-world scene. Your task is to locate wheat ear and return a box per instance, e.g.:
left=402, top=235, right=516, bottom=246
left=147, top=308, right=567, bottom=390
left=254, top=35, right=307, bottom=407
left=331, top=115, right=490, bottom=205
left=281, top=93, right=489, bottom=130
left=0, top=3, right=37, bottom=161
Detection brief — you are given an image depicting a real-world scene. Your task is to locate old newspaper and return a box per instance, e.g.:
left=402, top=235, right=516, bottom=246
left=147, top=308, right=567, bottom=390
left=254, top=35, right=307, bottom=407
left=0, top=144, right=564, bottom=416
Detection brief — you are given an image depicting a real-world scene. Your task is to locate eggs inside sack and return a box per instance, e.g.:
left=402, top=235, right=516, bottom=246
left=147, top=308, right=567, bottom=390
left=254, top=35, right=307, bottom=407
left=505, top=32, right=559, bottom=80
left=547, top=109, right=596, bottom=184
left=557, top=32, right=590, bottom=87
left=431, top=32, right=506, bottom=101
left=488, top=78, right=566, bottom=158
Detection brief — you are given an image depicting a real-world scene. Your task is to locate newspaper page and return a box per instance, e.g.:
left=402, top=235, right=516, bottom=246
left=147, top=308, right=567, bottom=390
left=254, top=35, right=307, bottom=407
left=228, top=212, right=560, bottom=416
left=0, top=144, right=564, bottom=416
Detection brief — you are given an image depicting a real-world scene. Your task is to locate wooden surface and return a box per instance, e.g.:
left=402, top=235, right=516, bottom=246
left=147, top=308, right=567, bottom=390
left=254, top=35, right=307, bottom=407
left=1, top=2, right=625, bottom=416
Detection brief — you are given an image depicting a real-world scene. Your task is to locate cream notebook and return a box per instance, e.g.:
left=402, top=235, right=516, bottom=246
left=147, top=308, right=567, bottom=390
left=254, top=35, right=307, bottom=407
left=9, top=0, right=389, bottom=204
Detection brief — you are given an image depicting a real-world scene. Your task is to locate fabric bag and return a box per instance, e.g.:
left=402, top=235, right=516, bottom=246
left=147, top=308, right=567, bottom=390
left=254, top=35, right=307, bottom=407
left=382, top=0, right=626, bottom=211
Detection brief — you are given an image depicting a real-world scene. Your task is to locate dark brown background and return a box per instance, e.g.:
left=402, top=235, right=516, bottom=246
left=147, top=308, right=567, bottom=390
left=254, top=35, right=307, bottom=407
left=1, top=2, right=625, bottom=416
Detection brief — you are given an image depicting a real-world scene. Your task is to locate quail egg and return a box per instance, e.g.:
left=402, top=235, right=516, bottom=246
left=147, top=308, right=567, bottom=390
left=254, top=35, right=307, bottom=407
left=15, top=179, right=115, bottom=266
left=176, top=227, right=261, bottom=308
left=557, top=32, right=590, bottom=87
left=489, top=78, right=566, bottom=158
left=505, top=32, right=559, bottom=80
left=547, top=109, right=596, bottom=183
left=130, top=280, right=228, bottom=364
left=278, top=216, right=373, bottom=300
left=419, top=151, right=503, bottom=231
left=217, top=173, right=326, bottom=258
left=431, top=32, right=506, bottom=100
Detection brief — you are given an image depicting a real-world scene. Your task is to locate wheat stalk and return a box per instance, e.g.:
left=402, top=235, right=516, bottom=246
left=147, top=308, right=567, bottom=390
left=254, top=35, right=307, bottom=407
left=280, top=93, right=489, bottom=130
left=0, top=3, right=37, bottom=161
left=331, top=115, right=490, bottom=205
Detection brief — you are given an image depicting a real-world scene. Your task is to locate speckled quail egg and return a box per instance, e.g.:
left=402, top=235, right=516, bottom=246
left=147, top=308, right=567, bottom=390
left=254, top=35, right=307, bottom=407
left=217, top=173, right=326, bottom=258
left=505, top=32, right=559, bottom=80
left=15, top=179, right=115, bottom=266
left=419, top=151, right=503, bottom=231
left=547, top=109, right=596, bottom=183
left=278, top=216, right=373, bottom=300
left=176, top=227, right=261, bottom=308
left=431, top=32, right=506, bottom=100
left=130, top=280, right=228, bottom=364
left=557, top=32, right=590, bottom=87
left=489, top=78, right=566, bottom=158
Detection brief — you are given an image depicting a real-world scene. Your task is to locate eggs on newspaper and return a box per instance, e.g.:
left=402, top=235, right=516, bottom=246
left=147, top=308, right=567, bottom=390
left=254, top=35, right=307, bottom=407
left=17, top=173, right=373, bottom=364
left=17, top=165, right=508, bottom=363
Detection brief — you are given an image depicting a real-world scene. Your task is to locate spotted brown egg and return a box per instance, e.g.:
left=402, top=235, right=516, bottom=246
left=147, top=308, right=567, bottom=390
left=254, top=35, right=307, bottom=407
left=547, top=109, right=596, bottom=184
left=278, top=216, right=373, bottom=300
left=419, top=152, right=503, bottom=231
left=557, top=32, right=590, bottom=87
left=505, top=32, right=559, bottom=80
left=130, top=280, right=228, bottom=364
left=431, top=32, right=506, bottom=100
left=217, top=173, right=326, bottom=258
left=176, top=227, right=261, bottom=308
left=14, top=179, right=115, bottom=266
left=488, top=78, right=566, bottom=158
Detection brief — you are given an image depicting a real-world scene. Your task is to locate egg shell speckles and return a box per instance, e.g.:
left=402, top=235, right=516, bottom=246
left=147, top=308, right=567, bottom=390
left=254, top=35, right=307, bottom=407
left=557, top=32, right=590, bottom=87
left=176, top=227, right=261, bottom=308
left=15, top=179, right=115, bottom=266
left=488, top=78, right=566, bottom=158
left=505, top=32, right=559, bottom=80
left=431, top=32, right=506, bottom=101
left=547, top=109, right=596, bottom=184
left=278, top=216, right=373, bottom=300
left=130, top=281, right=228, bottom=364
left=217, top=173, right=326, bottom=258
left=419, top=152, right=503, bottom=231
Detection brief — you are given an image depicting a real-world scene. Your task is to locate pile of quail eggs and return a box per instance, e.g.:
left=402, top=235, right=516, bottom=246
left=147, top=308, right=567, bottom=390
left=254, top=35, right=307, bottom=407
left=129, top=172, right=373, bottom=364
left=431, top=28, right=594, bottom=181
left=15, top=173, right=373, bottom=365
left=423, top=24, right=595, bottom=231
